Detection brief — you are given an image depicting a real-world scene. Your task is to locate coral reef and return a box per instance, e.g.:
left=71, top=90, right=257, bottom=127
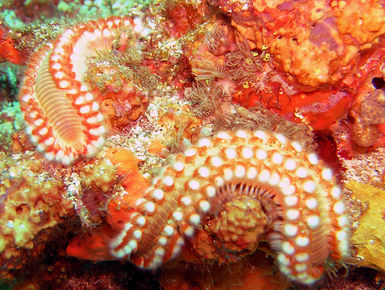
left=213, top=0, right=385, bottom=88
left=18, top=16, right=152, bottom=165
left=67, top=129, right=351, bottom=285
left=186, top=16, right=355, bottom=131
left=346, top=181, right=385, bottom=273
left=159, top=252, right=290, bottom=289
left=0, top=152, right=73, bottom=279
left=11, top=257, right=161, bottom=289
left=339, top=146, right=385, bottom=275
left=0, top=101, right=24, bottom=152
left=0, top=26, right=24, bottom=64
left=1, top=0, right=385, bottom=288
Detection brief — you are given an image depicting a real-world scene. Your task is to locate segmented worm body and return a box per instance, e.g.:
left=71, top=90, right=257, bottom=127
left=19, top=17, right=149, bottom=164
left=109, top=129, right=351, bottom=284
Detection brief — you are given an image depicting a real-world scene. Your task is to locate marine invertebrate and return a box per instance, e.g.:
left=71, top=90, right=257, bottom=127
left=68, top=129, right=351, bottom=285
left=204, top=195, right=268, bottom=254
left=18, top=16, right=150, bottom=165
left=345, top=181, right=385, bottom=273
left=191, top=30, right=353, bottom=130
left=162, top=0, right=207, bottom=38
left=0, top=26, right=24, bottom=64
left=224, top=40, right=267, bottom=84
left=351, top=89, right=385, bottom=147
left=186, top=81, right=226, bottom=117
left=327, top=47, right=385, bottom=153
left=0, top=151, right=73, bottom=279
left=204, top=22, right=234, bottom=56
left=342, top=147, right=385, bottom=189
left=215, top=0, right=385, bottom=87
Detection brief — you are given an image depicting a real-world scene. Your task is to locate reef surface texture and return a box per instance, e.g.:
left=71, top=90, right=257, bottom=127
left=0, top=0, right=384, bottom=289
